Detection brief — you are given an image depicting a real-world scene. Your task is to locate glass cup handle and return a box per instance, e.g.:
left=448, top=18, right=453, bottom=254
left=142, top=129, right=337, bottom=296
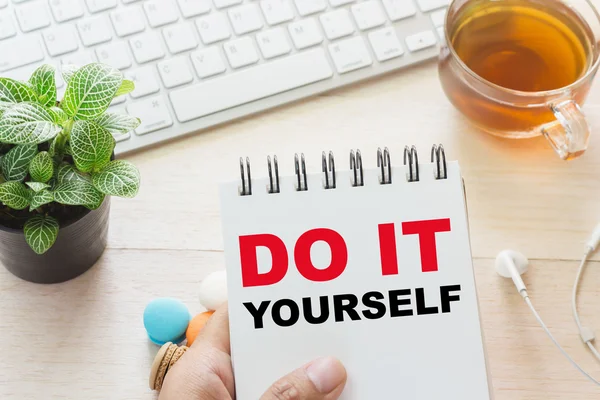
left=542, top=100, right=590, bottom=160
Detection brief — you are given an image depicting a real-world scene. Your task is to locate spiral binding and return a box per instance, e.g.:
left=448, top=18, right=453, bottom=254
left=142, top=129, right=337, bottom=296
left=350, top=150, right=364, bottom=187
left=238, top=145, right=447, bottom=195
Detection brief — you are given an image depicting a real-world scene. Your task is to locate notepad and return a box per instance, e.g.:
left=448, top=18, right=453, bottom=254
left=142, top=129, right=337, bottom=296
left=220, top=146, right=492, bottom=399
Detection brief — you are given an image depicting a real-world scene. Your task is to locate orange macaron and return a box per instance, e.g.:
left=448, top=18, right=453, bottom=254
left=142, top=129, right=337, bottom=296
left=186, top=311, right=214, bottom=346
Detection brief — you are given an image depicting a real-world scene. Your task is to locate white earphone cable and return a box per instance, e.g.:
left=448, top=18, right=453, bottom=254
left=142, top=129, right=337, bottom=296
left=571, top=249, right=600, bottom=363
left=524, top=295, right=600, bottom=386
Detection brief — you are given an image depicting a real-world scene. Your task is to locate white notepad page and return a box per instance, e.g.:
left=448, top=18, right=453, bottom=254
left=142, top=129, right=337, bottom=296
left=220, top=159, right=492, bottom=400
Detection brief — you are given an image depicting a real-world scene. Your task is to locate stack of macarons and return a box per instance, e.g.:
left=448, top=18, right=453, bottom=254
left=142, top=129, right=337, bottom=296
left=143, top=270, right=228, bottom=347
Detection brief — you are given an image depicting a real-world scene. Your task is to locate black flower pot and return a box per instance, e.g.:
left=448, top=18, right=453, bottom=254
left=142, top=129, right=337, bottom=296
left=0, top=198, right=110, bottom=284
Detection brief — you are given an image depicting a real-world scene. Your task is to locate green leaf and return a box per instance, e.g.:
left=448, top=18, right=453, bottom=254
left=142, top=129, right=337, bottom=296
left=57, top=163, right=91, bottom=184
left=49, top=106, right=69, bottom=125
left=114, top=79, right=134, bottom=97
left=0, top=102, right=62, bottom=144
left=29, top=64, right=57, bottom=108
left=70, top=120, right=114, bottom=173
left=29, top=151, right=53, bottom=183
left=24, top=215, right=59, bottom=255
left=62, top=64, right=122, bottom=120
left=0, top=78, right=38, bottom=114
left=84, top=192, right=105, bottom=210
left=53, top=180, right=104, bottom=206
left=61, top=64, right=78, bottom=86
left=92, top=160, right=140, bottom=198
left=26, top=181, right=50, bottom=192
left=1, top=144, right=38, bottom=181
left=29, top=189, right=53, bottom=210
left=0, top=181, right=30, bottom=209
left=94, top=112, right=140, bottom=135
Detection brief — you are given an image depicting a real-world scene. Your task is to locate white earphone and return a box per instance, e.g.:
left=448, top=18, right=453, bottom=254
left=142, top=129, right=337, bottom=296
left=496, top=224, right=600, bottom=386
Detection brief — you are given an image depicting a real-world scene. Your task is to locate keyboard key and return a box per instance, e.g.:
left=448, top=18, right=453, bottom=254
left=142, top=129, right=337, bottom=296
left=0, top=36, right=44, bottom=72
left=125, top=66, right=160, bottom=98
left=77, top=16, right=113, bottom=46
left=144, top=0, right=179, bottom=27
left=431, top=9, right=446, bottom=27
left=405, top=30, right=437, bottom=51
left=224, top=37, right=258, bottom=69
left=43, top=25, right=79, bottom=56
left=85, top=0, right=117, bottom=13
left=49, top=0, right=84, bottom=22
left=320, top=9, right=354, bottom=40
left=158, top=57, right=194, bottom=88
left=351, top=1, right=385, bottom=31
left=288, top=18, right=322, bottom=49
left=0, top=10, right=16, bottom=39
left=96, top=41, right=132, bottom=70
left=15, top=2, right=51, bottom=32
left=111, top=6, right=146, bottom=37
left=368, top=26, right=403, bottom=61
left=61, top=50, right=97, bottom=67
left=163, top=24, right=198, bottom=54
left=114, top=131, right=131, bottom=142
left=329, top=0, right=353, bottom=7
left=213, top=0, right=242, bottom=9
left=228, top=4, right=263, bottom=35
left=127, top=95, right=173, bottom=135
left=260, top=0, right=294, bottom=26
left=417, top=0, right=449, bottom=12
left=257, top=27, right=291, bottom=59
left=294, top=0, right=326, bottom=16
left=129, top=32, right=165, bottom=63
left=110, top=95, right=126, bottom=105
left=437, top=26, right=444, bottom=40
left=196, top=13, right=231, bottom=44
left=328, top=36, right=372, bottom=73
left=381, top=0, right=416, bottom=21
left=170, top=48, right=333, bottom=122
left=190, top=46, right=226, bottom=78
left=177, top=0, right=211, bottom=17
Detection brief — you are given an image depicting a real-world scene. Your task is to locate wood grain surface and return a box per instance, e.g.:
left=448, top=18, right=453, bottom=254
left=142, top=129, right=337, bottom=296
left=2, top=11, right=600, bottom=399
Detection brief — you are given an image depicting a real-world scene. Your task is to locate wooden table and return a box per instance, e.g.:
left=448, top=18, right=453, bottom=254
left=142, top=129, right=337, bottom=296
left=2, top=49, right=600, bottom=400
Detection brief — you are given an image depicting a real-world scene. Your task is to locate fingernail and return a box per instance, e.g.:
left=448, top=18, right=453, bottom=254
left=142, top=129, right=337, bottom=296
left=305, top=357, right=346, bottom=393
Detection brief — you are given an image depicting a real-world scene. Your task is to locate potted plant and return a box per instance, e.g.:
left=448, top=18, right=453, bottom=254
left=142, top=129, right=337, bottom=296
left=0, top=63, right=140, bottom=283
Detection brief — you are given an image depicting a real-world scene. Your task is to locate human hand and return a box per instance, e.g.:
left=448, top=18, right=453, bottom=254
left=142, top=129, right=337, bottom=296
left=159, top=304, right=347, bottom=400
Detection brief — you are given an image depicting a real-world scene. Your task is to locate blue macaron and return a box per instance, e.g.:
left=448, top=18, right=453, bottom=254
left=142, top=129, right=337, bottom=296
left=144, top=298, right=191, bottom=345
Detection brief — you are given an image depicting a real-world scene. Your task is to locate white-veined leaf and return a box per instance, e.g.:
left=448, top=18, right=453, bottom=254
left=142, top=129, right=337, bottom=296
left=94, top=112, right=140, bottom=135
left=70, top=120, right=114, bottom=173
left=57, top=163, right=91, bottom=184
left=92, top=160, right=140, bottom=198
left=0, top=102, right=62, bottom=144
left=0, top=181, right=30, bottom=209
left=29, top=151, right=53, bottom=183
left=49, top=106, right=69, bottom=125
left=1, top=144, right=38, bottom=181
left=61, top=64, right=79, bottom=86
left=29, top=188, right=53, bottom=211
left=24, top=215, right=59, bottom=254
left=29, top=64, right=57, bottom=108
left=0, top=78, right=37, bottom=114
left=26, top=181, right=51, bottom=192
left=62, top=64, right=122, bottom=120
left=114, top=79, right=134, bottom=97
left=53, top=180, right=104, bottom=206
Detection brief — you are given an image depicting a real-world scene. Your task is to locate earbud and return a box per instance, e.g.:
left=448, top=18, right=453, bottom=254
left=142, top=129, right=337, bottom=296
left=495, top=250, right=529, bottom=297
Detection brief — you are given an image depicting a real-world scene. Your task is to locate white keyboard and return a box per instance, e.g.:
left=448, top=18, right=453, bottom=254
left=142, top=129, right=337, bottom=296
left=0, top=0, right=448, bottom=154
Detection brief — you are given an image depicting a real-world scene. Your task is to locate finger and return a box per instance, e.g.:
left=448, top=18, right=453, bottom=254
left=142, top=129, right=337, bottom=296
left=193, top=303, right=230, bottom=354
left=260, top=357, right=347, bottom=400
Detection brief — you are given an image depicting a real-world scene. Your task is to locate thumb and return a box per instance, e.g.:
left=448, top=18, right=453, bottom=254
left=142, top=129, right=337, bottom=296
left=260, top=357, right=347, bottom=400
